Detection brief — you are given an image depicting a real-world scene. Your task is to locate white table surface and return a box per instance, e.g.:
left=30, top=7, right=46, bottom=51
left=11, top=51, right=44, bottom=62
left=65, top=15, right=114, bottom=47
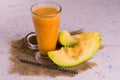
left=0, top=0, right=120, bottom=80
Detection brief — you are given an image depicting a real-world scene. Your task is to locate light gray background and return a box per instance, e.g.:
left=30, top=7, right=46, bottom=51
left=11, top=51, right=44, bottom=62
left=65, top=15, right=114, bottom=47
left=0, top=0, right=120, bottom=80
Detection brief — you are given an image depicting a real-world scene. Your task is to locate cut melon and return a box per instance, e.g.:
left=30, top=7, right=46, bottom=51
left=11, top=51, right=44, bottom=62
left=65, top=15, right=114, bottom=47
left=59, top=30, right=78, bottom=47
left=48, top=31, right=101, bottom=67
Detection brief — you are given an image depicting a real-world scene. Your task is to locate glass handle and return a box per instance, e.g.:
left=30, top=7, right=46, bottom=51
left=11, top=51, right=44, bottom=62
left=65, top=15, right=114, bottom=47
left=24, top=32, right=38, bottom=50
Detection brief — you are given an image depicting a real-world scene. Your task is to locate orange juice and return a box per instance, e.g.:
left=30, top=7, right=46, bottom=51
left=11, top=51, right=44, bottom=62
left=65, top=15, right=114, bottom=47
left=32, top=6, right=60, bottom=54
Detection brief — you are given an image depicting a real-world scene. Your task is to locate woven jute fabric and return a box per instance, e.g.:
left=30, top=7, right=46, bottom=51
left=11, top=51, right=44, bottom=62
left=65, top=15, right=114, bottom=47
left=9, top=38, right=97, bottom=77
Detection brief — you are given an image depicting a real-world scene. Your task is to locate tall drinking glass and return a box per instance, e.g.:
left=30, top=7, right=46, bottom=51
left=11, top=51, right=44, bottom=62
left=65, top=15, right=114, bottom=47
left=31, top=2, right=62, bottom=56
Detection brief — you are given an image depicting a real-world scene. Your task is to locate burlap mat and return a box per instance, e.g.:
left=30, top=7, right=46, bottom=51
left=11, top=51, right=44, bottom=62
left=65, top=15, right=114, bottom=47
left=9, top=38, right=97, bottom=77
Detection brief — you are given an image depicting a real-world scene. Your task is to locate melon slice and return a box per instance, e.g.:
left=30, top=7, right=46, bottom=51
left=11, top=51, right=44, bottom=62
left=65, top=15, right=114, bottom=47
left=59, top=30, right=78, bottom=47
left=48, top=31, right=101, bottom=67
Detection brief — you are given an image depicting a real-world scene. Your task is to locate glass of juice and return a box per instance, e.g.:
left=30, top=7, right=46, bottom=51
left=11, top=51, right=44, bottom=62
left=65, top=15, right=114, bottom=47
left=31, top=2, right=62, bottom=56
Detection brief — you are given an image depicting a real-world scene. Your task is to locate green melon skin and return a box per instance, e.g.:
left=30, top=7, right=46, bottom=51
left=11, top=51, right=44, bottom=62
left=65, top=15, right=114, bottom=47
left=59, top=30, right=78, bottom=47
left=48, top=32, right=101, bottom=67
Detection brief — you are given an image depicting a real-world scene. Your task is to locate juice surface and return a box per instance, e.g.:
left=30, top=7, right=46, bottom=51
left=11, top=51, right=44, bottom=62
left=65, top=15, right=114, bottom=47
left=32, top=7, right=60, bottom=54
